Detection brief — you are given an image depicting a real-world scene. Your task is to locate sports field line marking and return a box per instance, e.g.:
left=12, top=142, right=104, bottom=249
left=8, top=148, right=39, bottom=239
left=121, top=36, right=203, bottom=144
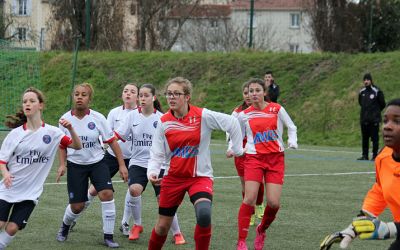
left=44, top=171, right=375, bottom=186
left=210, top=143, right=359, bottom=154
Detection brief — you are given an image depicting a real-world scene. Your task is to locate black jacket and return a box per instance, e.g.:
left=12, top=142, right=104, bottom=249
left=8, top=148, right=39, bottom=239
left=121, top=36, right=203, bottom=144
left=358, top=85, right=386, bottom=124
left=266, top=83, right=280, bottom=103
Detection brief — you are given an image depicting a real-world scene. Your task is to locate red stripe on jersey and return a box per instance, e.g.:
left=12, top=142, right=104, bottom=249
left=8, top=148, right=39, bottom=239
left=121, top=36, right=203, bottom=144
left=0, top=160, right=7, bottom=165
left=114, top=131, right=125, bottom=142
left=103, top=136, right=116, bottom=144
left=59, top=135, right=72, bottom=149
left=162, top=105, right=202, bottom=177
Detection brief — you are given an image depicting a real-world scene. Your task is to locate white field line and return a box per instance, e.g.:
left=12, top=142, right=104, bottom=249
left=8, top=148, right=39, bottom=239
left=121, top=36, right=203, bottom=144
left=44, top=171, right=374, bottom=186
left=210, top=143, right=359, bottom=154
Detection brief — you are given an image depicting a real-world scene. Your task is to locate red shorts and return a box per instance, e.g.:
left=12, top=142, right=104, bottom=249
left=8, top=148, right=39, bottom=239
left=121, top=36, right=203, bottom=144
left=234, top=155, right=246, bottom=177
left=158, top=175, right=213, bottom=208
left=244, top=152, right=285, bottom=185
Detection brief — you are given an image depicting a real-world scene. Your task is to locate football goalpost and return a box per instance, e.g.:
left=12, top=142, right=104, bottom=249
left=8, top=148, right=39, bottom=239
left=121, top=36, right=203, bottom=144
left=0, top=39, right=41, bottom=131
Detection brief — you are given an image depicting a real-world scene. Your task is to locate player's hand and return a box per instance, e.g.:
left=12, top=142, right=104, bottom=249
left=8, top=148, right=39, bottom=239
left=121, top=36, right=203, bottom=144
left=119, top=165, right=128, bottom=182
left=56, top=165, right=65, bottom=183
left=287, top=142, right=298, bottom=149
left=320, top=224, right=356, bottom=250
left=149, top=174, right=162, bottom=186
left=2, top=171, right=14, bottom=188
left=226, top=150, right=234, bottom=158
left=353, top=218, right=397, bottom=240
left=59, top=118, right=72, bottom=130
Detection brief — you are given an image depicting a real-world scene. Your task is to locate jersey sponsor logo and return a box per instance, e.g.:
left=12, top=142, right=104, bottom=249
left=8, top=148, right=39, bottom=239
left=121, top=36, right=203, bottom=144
left=171, top=145, right=199, bottom=158
left=134, top=133, right=153, bottom=147
left=16, top=150, right=50, bottom=164
left=79, top=136, right=97, bottom=148
left=253, top=130, right=278, bottom=144
left=88, top=122, right=96, bottom=130
left=42, top=135, right=51, bottom=144
left=153, top=121, right=158, bottom=128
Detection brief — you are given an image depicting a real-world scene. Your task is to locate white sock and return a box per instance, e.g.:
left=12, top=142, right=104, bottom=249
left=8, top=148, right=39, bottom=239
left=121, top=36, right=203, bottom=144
left=170, top=214, right=181, bottom=235
left=85, top=190, right=96, bottom=209
left=130, top=195, right=142, bottom=225
left=102, top=199, right=116, bottom=234
left=0, top=231, right=15, bottom=249
left=63, top=204, right=81, bottom=225
left=121, top=189, right=132, bottom=225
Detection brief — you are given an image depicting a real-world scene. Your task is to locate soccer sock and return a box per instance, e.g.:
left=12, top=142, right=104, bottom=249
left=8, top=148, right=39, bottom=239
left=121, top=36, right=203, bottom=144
left=238, top=202, right=255, bottom=241
left=63, top=204, right=81, bottom=225
left=121, top=189, right=132, bottom=225
left=170, top=214, right=181, bottom=235
left=0, top=231, right=15, bottom=249
left=148, top=228, right=167, bottom=250
left=130, top=195, right=142, bottom=225
left=256, top=184, right=264, bottom=206
left=194, top=224, right=211, bottom=250
left=259, top=205, right=280, bottom=231
left=101, top=199, right=116, bottom=234
left=85, top=190, right=96, bottom=209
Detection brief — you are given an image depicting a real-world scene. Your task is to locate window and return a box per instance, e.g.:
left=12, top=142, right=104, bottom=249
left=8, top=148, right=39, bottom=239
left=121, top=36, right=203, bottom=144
left=289, top=44, right=299, bottom=53
left=290, top=13, right=300, bottom=28
left=18, top=0, right=27, bottom=15
left=17, top=27, right=27, bottom=40
left=210, top=20, right=218, bottom=28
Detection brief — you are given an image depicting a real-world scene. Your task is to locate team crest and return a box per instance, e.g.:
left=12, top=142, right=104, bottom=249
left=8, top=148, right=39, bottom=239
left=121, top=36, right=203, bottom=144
left=88, top=122, right=96, bottom=130
left=42, top=135, right=51, bottom=144
left=370, top=94, right=375, bottom=99
left=153, top=121, right=158, bottom=128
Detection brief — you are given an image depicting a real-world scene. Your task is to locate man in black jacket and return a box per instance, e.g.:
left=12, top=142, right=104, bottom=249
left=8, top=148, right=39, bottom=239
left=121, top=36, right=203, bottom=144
left=264, top=70, right=280, bottom=103
left=358, top=73, right=386, bottom=161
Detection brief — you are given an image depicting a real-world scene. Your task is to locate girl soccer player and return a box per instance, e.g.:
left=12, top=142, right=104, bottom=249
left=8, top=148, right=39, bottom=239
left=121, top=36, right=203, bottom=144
left=115, top=84, right=185, bottom=244
left=234, top=78, right=297, bottom=250
left=55, top=83, right=128, bottom=248
left=0, top=87, right=81, bottom=249
left=147, top=77, right=244, bottom=250
left=228, top=81, right=265, bottom=226
left=70, top=83, right=139, bottom=235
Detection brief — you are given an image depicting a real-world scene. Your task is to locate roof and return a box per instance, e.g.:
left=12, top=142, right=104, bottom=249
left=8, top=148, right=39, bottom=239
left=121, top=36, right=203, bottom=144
left=231, top=0, right=309, bottom=11
left=167, top=4, right=231, bottom=18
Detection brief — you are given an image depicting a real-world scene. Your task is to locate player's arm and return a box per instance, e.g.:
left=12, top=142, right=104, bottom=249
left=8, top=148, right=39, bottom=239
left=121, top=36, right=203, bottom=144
left=59, top=118, right=82, bottom=150
left=56, top=148, right=67, bottom=183
left=108, top=140, right=128, bottom=182
left=147, top=121, right=165, bottom=186
left=278, top=107, right=298, bottom=149
left=0, top=163, right=12, bottom=188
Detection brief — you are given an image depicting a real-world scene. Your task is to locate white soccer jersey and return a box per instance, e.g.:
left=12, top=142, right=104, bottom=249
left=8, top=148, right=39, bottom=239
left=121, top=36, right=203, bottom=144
left=0, top=123, right=71, bottom=203
left=60, top=109, right=115, bottom=165
left=106, top=105, right=136, bottom=159
left=147, top=105, right=243, bottom=179
left=115, top=108, right=163, bottom=168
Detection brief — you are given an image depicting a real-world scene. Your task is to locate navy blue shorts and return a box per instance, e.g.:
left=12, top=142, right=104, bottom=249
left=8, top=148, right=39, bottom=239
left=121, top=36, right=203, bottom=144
left=0, top=200, right=35, bottom=230
left=67, top=159, right=113, bottom=203
left=128, top=165, right=164, bottom=196
left=102, top=151, right=130, bottom=178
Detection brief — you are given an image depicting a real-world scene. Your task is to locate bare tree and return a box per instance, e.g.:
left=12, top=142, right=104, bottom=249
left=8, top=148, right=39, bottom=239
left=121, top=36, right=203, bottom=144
left=48, top=0, right=125, bottom=50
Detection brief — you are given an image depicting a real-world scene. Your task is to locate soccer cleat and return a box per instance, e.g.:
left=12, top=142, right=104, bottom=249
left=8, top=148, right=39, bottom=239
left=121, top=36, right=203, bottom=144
left=173, top=233, right=186, bottom=245
left=56, top=223, right=70, bottom=242
left=255, top=204, right=265, bottom=219
left=249, top=214, right=255, bottom=226
left=357, top=156, right=369, bottom=161
left=254, top=224, right=266, bottom=250
left=236, top=240, right=248, bottom=250
left=128, top=224, right=143, bottom=241
left=104, top=238, right=120, bottom=248
left=69, top=220, right=76, bottom=232
left=119, top=222, right=129, bottom=237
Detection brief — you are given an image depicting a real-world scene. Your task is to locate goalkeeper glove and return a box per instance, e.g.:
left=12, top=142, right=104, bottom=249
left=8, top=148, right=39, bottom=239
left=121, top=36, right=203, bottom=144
left=353, top=218, right=397, bottom=240
left=320, top=224, right=356, bottom=250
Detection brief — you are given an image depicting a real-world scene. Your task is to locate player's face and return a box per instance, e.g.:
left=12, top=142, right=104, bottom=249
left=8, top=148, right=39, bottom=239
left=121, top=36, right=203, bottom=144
left=165, top=83, right=188, bottom=112
left=264, top=74, right=273, bottom=86
left=382, top=105, right=400, bottom=152
left=22, top=92, right=43, bottom=117
left=242, top=87, right=251, bottom=106
left=73, top=86, right=91, bottom=110
left=122, top=84, right=138, bottom=108
left=139, top=87, right=153, bottom=109
left=363, top=79, right=372, bottom=87
left=248, top=83, right=266, bottom=105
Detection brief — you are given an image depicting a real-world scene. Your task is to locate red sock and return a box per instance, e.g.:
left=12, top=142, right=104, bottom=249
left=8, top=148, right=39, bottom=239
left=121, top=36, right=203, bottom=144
left=256, top=183, right=264, bottom=205
left=260, top=205, right=279, bottom=231
left=238, top=202, right=255, bottom=241
left=148, top=228, right=167, bottom=250
left=241, top=191, right=245, bottom=200
left=194, top=224, right=212, bottom=250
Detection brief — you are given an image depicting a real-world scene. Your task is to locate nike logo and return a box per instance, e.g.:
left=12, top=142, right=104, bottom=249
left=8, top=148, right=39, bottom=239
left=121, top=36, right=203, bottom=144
left=132, top=124, right=139, bottom=127
left=22, top=220, right=27, bottom=224
left=107, top=181, right=112, bottom=185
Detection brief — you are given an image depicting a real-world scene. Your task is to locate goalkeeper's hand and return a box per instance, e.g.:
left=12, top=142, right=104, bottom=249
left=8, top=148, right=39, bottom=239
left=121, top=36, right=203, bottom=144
left=320, top=224, right=356, bottom=250
left=353, top=218, right=397, bottom=240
